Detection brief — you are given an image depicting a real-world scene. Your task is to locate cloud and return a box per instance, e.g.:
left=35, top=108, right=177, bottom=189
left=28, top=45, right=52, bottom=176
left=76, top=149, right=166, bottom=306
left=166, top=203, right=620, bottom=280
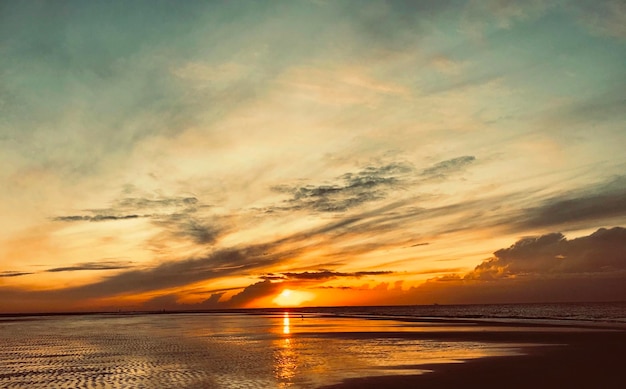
left=53, top=196, right=200, bottom=222
left=174, top=219, right=219, bottom=245
left=277, top=270, right=394, bottom=281
left=411, top=227, right=626, bottom=304
left=0, top=244, right=280, bottom=311
left=571, top=0, right=626, bottom=39
left=224, top=280, right=282, bottom=307
left=53, top=194, right=222, bottom=248
left=271, top=162, right=413, bottom=213
left=518, top=176, right=626, bottom=229
left=469, top=227, right=626, bottom=280
left=421, top=156, right=476, bottom=180
left=53, top=244, right=281, bottom=299
left=139, top=281, right=281, bottom=311
left=140, top=294, right=182, bottom=311
left=45, top=261, right=134, bottom=273
left=53, top=214, right=142, bottom=222
left=0, top=271, right=33, bottom=278
left=115, top=197, right=199, bottom=210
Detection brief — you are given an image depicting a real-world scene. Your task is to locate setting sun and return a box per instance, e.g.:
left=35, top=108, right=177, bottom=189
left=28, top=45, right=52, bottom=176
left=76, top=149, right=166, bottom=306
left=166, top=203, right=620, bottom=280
left=272, top=289, right=315, bottom=307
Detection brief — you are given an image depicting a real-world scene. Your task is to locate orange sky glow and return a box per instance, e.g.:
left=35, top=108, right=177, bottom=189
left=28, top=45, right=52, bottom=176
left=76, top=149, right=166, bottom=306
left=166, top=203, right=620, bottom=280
left=1, top=1, right=625, bottom=313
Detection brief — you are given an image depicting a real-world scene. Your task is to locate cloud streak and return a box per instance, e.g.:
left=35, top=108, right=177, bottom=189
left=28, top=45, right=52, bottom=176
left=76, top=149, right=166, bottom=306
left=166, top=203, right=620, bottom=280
left=271, top=162, right=413, bottom=213
left=45, top=261, right=134, bottom=273
left=265, top=270, right=394, bottom=281
left=420, top=156, right=476, bottom=180
left=54, top=215, right=142, bottom=222
left=517, top=176, right=626, bottom=230
left=0, top=271, right=33, bottom=278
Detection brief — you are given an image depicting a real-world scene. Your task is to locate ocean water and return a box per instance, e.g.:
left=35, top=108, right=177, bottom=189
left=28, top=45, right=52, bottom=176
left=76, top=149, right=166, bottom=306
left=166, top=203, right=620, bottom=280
left=0, top=302, right=623, bottom=388
left=293, top=301, right=626, bottom=325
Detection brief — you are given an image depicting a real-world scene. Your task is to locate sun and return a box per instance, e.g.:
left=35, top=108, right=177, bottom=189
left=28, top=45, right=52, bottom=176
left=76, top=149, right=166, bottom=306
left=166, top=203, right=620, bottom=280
left=272, top=288, right=314, bottom=307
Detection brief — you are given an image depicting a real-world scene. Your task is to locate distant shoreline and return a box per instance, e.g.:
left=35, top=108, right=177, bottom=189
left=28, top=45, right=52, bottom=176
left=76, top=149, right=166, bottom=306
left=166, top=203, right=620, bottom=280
left=2, top=301, right=624, bottom=330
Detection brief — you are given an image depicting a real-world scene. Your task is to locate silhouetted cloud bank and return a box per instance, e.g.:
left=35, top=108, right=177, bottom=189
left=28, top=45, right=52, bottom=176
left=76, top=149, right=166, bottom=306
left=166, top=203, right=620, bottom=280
left=415, top=227, right=626, bottom=303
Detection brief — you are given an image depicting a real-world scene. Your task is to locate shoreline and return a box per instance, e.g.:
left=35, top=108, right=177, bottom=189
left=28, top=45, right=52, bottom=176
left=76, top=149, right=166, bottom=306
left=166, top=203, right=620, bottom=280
left=320, top=329, right=626, bottom=389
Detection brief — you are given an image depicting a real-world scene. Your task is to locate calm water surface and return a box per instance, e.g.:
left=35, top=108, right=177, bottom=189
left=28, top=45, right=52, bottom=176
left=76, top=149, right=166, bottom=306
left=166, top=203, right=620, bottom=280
left=0, top=312, right=522, bottom=389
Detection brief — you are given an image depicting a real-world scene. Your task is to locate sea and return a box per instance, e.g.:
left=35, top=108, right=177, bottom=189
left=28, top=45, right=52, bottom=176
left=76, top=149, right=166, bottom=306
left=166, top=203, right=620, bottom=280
left=0, top=302, right=624, bottom=389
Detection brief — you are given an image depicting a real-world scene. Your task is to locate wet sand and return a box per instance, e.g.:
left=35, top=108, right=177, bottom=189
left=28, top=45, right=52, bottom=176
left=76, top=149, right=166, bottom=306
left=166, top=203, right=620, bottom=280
left=1, top=313, right=624, bottom=388
left=321, top=329, right=626, bottom=389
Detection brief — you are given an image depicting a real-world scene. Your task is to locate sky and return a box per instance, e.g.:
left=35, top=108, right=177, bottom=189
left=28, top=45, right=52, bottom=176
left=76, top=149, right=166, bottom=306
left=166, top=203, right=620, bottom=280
left=1, top=0, right=625, bottom=313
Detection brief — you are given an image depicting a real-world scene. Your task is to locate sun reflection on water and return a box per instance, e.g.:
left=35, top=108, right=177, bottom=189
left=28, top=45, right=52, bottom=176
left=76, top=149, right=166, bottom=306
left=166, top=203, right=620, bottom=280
left=275, top=312, right=298, bottom=387
left=283, top=312, right=290, bottom=335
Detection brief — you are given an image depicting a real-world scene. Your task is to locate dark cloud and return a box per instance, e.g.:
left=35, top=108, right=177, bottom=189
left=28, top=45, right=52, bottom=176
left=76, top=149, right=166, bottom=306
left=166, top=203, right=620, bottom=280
left=224, top=280, right=282, bottom=307
left=54, top=214, right=141, bottom=222
left=45, top=261, right=134, bottom=273
left=0, top=245, right=280, bottom=311
left=280, top=270, right=393, bottom=280
left=421, top=156, right=476, bottom=179
left=0, top=271, right=33, bottom=278
left=258, top=270, right=394, bottom=281
left=518, top=176, right=626, bottom=229
left=259, top=274, right=286, bottom=281
left=55, top=244, right=281, bottom=299
left=141, top=294, right=181, bottom=311
left=53, top=196, right=200, bottom=223
left=411, top=227, right=626, bottom=304
left=202, top=292, right=225, bottom=307
left=315, top=285, right=354, bottom=290
left=139, top=283, right=271, bottom=311
left=53, top=194, right=221, bottom=247
left=115, top=197, right=198, bottom=210
left=271, top=162, right=413, bottom=213
left=469, top=227, right=626, bottom=280
left=172, top=219, right=219, bottom=245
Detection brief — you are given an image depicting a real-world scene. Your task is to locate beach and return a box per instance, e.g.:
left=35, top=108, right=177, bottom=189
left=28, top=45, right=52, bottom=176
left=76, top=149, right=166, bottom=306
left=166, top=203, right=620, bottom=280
left=321, top=330, right=626, bottom=389
left=1, top=305, right=625, bottom=388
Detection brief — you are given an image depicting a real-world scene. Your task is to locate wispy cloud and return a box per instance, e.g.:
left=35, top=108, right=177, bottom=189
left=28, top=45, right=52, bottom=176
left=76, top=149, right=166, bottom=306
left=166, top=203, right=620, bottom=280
left=53, top=244, right=282, bottom=299
left=271, top=162, right=413, bottom=213
left=54, top=215, right=142, bottom=222
left=45, top=261, right=134, bottom=273
left=0, top=271, right=33, bottom=278
left=420, top=156, right=476, bottom=180
left=517, top=176, right=626, bottom=230
left=571, top=0, right=626, bottom=39
left=264, top=270, right=394, bottom=281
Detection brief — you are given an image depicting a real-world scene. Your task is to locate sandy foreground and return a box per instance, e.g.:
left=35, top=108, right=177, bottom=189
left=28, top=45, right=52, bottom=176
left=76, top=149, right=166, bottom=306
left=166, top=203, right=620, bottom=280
left=1, top=313, right=625, bottom=388
left=320, top=329, right=626, bottom=389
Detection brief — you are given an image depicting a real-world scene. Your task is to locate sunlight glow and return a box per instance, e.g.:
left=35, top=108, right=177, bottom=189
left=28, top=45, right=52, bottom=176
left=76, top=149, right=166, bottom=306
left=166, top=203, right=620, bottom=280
left=272, top=289, right=315, bottom=307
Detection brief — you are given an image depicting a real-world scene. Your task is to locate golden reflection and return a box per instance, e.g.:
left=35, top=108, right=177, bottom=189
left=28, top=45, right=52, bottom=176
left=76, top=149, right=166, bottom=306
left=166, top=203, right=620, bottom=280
left=283, top=312, right=290, bottom=334
left=274, top=318, right=298, bottom=387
